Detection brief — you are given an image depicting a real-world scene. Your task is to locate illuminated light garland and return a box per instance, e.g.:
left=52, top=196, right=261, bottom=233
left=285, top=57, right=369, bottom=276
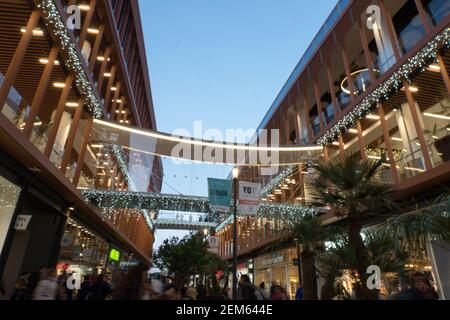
left=260, top=164, right=298, bottom=197
left=215, top=204, right=318, bottom=233
left=82, top=189, right=212, bottom=214
left=36, top=0, right=103, bottom=118
left=317, top=27, right=450, bottom=145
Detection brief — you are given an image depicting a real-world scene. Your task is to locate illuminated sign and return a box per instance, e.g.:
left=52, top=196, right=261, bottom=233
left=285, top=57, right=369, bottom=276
left=109, top=248, right=121, bottom=262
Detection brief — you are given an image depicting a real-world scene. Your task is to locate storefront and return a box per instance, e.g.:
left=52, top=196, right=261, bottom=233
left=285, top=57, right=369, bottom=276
left=254, top=248, right=300, bottom=299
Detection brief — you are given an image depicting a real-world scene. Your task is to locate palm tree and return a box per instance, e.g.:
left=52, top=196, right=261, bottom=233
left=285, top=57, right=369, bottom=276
left=318, top=228, right=407, bottom=300
left=307, top=155, right=396, bottom=299
left=383, top=192, right=450, bottom=265
left=285, top=212, right=336, bottom=300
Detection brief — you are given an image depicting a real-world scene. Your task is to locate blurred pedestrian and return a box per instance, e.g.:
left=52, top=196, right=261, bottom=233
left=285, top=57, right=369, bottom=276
left=255, top=282, right=269, bottom=300
left=395, top=273, right=434, bottom=300
left=88, top=274, right=111, bottom=300
left=270, top=284, right=289, bottom=300
left=77, top=275, right=91, bottom=301
left=33, top=269, right=58, bottom=300
left=237, top=275, right=257, bottom=300
left=112, top=263, right=148, bottom=300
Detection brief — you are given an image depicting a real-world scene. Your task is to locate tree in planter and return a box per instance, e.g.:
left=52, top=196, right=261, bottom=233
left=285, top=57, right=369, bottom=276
left=307, top=155, right=396, bottom=299
left=152, top=234, right=227, bottom=289
left=285, top=212, right=337, bottom=300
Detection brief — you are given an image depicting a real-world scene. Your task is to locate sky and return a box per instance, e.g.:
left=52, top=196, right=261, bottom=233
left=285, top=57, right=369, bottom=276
left=138, top=0, right=338, bottom=248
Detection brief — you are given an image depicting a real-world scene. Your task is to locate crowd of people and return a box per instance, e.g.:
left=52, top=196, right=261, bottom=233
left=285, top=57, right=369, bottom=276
left=7, top=264, right=439, bottom=301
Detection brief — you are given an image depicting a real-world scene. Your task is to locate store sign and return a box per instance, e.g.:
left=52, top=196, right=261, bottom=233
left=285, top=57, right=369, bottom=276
left=109, top=248, right=121, bottom=262
left=238, top=182, right=261, bottom=216
left=262, top=253, right=284, bottom=267
left=14, top=215, right=32, bottom=231
left=208, top=178, right=232, bottom=213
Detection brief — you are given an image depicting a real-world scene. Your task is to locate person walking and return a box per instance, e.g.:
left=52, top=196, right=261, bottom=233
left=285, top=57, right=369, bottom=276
left=77, top=276, right=92, bottom=301
left=33, top=269, right=58, bottom=300
left=237, top=275, right=257, bottom=300
left=112, top=263, right=148, bottom=300
left=88, top=274, right=111, bottom=300
left=270, top=284, right=289, bottom=300
left=255, top=282, right=269, bottom=300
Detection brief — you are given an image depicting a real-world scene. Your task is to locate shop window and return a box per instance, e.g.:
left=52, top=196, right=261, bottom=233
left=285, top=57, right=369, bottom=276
left=0, top=175, right=21, bottom=258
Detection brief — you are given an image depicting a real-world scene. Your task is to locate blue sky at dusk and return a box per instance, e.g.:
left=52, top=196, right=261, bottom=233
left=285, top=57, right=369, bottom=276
left=138, top=0, right=338, bottom=247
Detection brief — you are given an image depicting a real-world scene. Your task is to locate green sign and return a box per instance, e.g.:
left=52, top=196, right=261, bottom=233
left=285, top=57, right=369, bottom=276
left=208, top=178, right=232, bottom=213
left=109, top=248, right=121, bottom=262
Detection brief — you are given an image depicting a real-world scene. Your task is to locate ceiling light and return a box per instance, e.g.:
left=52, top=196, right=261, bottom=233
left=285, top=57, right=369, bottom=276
left=349, top=128, right=358, bottom=134
left=426, top=64, right=440, bottom=72
left=401, top=86, right=419, bottom=93
left=39, top=58, right=60, bottom=65
left=111, top=87, right=117, bottom=91
left=78, top=4, right=90, bottom=11
left=87, top=28, right=99, bottom=35
left=332, top=141, right=340, bottom=146
left=65, top=102, right=79, bottom=107
left=391, top=137, right=402, bottom=142
left=53, top=82, right=66, bottom=88
left=366, top=114, right=380, bottom=120
left=21, top=28, right=44, bottom=36
left=104, top=72, right=112, bottom=77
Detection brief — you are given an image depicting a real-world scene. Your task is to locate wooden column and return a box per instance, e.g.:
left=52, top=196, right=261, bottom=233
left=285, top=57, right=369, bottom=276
left=60, top=99, right=84, bottom=175
left=23, top=46, right=59, bottom=138
left=73, top=117, right=94, bottom=186
left=294, top=97, right=302, bottom=144
left=338, top=136, right=345, bottom=161
left=284, top=112, right=290, bottom=145
left=44, top=74, right=74, bottom=157
left=378, top=0, right=401, bottom=61
left=96, top=46, right=112, bottom=93
left=378, top=105, right=400, bottom=184
left=403, top=81, right=432, bottom=171
left=78, top=0, right=98, bottom=45
left=103, top=65, right=117, bottom=113
left=356, top=119, right=367, bottom=160
left=436, top=53, right=450, bottom=96
left=414, top=0, right=432, bottom=33
left=341, top=42, right=356, bottom=101
left=88, top=24, right=105, bottom=72
left=326, top=59, right=339, bottom=115
left=314, top=78, right=325, bottom=131
left=303, top=93, right=312, bottom=142
left=358, top=19, right=376, bottom=82
left=0, top=10, right=41, bottom=112
left=110, top=82, right=122, bottom=117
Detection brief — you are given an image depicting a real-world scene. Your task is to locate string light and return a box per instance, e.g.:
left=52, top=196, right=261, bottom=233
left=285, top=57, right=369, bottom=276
left=317, top=27, right=450, bottom=145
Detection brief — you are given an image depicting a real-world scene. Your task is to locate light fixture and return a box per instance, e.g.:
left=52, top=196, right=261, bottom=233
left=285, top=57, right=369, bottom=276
left=65, top=102, right=79, bottom=107
left=53, top=82, right=66, bottom=88
left=39, top=58, right=60, bottom=65
left=426, top=63, right=440, bottom=72
left=104, top=72, right=112, bottom=77
left=68, top=207, right=75, bottom=211
left=391, top=137, right=403, bottom=142
left=115, top=99, right=122, bottom=103
left=401, top=86, right=419, bottom=93
left=21, top=28, right=44, bottom=36
left=87, top=28, right=99, bottom=35
left=111, top=87, right=117, bottom=91
left=121, top=110, right=126, bottom=114
left=366, top=114, right=380, bottom=120
left=332, top=141, right=340, bottom=146
left=232, top=168, right=239, bottom=179
left=424, top=113, right=450, bottom=121
left=349, top=128, right=358, bottom=134
left=78, top=4, right=91, bottom=11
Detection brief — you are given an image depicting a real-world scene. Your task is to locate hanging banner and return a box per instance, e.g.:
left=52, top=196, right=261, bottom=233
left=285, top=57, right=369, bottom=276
left=239, top=181, right=261, bottom=216
left=207, top=236, right=220, bottom=255
left=208, top=178, right=232, bottom=213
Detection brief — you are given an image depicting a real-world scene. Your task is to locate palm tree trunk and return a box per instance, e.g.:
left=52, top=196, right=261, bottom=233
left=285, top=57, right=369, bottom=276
left=347, top=217, right=377, bottom=300
left=301, top=249, right=318, bottom=300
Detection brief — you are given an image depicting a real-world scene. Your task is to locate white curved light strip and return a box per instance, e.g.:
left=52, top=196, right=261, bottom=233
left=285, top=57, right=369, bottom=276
left=94, top=119, right=323, bottom=152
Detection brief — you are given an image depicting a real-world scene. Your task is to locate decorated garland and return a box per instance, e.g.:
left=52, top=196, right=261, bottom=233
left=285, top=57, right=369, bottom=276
left=317, top=27, right=450, bottom=145
left=260, top=164, right=298, bottom=197
left=36, top=0, right=103, bottom=118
